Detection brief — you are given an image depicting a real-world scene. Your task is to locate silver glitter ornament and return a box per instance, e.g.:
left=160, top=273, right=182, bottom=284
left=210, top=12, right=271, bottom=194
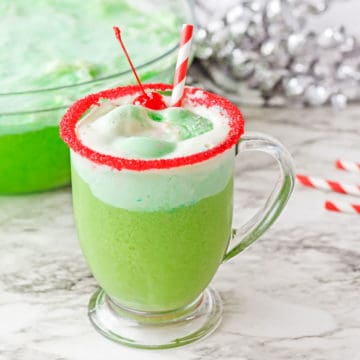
left=216, top=41, right=236, bottom=60
left=341, top=80, right=359, bottom=101
left=313, top=61, right=333, bottom=79
left=283, top=77, right=305, bottom=97
left=267, top=22, right=289, bottom=38
left=249, top=12, right=263, bottom=25
left=261, top=40, right=277, bottom=57
left=330, top=93, right=347, bottom=110
left=206, top=20, right=228, bottom=50
left=249, top=63, right=272, bottom=89
left=336, top=64, right=359, bottom=81
left=273, top=47, right=291, bottom=68
left=225, top=5, right=245, bottom=24
left=195, top=0, right=360, bottom=109
left=209, top=28, right=229, bottom=51
left=247, top=20, right=267, bottom=42
left=259, top=70, right=286, bottom=93
left=317, top=28, right=344, bottom=49
left=194, top=28, right=213, bottom=60
left=194, top=28, right=208, bottom=44
left=230, top=48, right=248, bottom=66
left=209, top=32, right=229, bottom=51
left=291, top=61, right=311, bottom=75
left=340, top=36, right=356, bottom=53
left=304, top=85, right=329, bottom=106
left=292, top=3, right=310, bottom=21
left=231, top=60, right=255, bottom=79
left=207, top=20, right=225, bottom=35
left=284, top=0, right=301, bottom=5
left=266, top=0, right=282, bottom=20
left=230, top=48, right=257, bottom=80
left=287, top=33, right=306, bottom=55
left=305, top=0, right=328, bottom=14
left=229, top=21, right=249, bottom=40
left=196, top=45, right=213, bottom=60
left=244, top=0, right=263, bottom=13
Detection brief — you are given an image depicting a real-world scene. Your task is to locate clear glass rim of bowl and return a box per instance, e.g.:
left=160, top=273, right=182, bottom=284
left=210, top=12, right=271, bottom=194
left=0, top=0, right=195, bottom=98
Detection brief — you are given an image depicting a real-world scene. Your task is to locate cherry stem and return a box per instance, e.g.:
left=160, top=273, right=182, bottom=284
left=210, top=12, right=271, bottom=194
left=113, top=26, right=147, bottom=97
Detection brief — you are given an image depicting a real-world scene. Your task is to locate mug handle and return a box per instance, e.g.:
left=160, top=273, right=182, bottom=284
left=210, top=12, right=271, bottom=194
left=223, top=132, right=295, bottom=262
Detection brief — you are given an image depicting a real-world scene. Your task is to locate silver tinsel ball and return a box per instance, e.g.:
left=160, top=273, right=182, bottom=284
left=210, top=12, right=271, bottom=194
left=283, top=77, right=305, bottom=97
left=195, top=0, right=360, bottom=109
left=336, top=64, right=358, bottom=81
left=340, top=35, right=356, bottom=53
left=304, top=85, right=329, bottom=106
left=226, top=5, right=245, bottom=24
left=287, top=33, right=306, bottom=55
left=230, top=48, right=255, bottom=79
left=306, top=0, right=328, bottom=14
left=266, top=0, right=282, bottom=20
left=291, top=61, right=311, bottom=75
left=194, top=28, right=213, bottom=60
left=331, top=93, right=347, bottom=110
left=317, top=28, right=344, bottom=49
left=260, top=40, right=277, bottom=57
left=229, top=21, right=249, bottom=39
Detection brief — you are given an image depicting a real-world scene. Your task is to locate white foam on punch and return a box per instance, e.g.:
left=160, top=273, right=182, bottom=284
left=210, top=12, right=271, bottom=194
left=72, top=92, right=235, bottom=211
left=76, top=94, right=230, bottom=160
left=71, top=148, right=234, bottom=211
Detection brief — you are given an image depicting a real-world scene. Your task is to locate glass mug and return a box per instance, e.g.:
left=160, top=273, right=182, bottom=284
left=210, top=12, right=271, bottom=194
left=60, top=84, right=295, bottom=349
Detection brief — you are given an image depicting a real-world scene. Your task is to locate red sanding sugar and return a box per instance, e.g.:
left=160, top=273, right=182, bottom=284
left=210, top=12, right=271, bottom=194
left=60, top=83, right=245, bottom=171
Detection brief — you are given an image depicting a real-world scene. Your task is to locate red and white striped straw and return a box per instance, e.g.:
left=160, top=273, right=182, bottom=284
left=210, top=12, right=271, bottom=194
left=335, top=159, right=360, bottom=173
left=325, top=200, right=360, bottom=215
left=171, top=24, right=194, bottom=107
left=296, top=174, right=360, bottom=197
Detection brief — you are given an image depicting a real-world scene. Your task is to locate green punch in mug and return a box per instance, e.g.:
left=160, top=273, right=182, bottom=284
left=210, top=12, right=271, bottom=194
left=60, top=83, right=295, bottom=349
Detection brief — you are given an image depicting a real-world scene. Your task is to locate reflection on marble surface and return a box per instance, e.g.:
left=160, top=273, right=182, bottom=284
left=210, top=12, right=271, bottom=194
left=1, top=94, right=359, bottom=359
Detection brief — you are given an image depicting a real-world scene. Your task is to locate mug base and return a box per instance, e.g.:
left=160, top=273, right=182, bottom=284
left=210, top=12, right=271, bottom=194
left=88, top=287, right=223, bottom=349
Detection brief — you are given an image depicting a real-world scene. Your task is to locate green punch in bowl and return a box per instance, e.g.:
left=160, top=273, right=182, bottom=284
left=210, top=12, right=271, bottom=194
left=0, top=0, right=194, bottom=194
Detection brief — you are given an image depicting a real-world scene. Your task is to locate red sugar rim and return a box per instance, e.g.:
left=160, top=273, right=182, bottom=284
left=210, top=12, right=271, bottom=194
left=60, top=83, right=245, bottom=171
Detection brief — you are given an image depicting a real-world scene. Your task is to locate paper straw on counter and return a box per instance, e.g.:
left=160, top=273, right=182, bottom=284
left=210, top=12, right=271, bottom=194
left=325, top=200, right=360, bottom=215
left=296, top=174, right=360, bottom=197
left=171, top=24, right=194, bottom=107
left=335, top=159, right=360, bottom=173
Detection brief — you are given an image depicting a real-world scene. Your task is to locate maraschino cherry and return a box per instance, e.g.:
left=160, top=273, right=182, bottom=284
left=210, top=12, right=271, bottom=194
left=133, top=91, right=167, bottom=110
left=113, top=27, right=167, bottom=111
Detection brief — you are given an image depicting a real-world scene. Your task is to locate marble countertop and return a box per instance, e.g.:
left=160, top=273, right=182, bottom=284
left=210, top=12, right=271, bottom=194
left=1, top=95, right=360, bottom=359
